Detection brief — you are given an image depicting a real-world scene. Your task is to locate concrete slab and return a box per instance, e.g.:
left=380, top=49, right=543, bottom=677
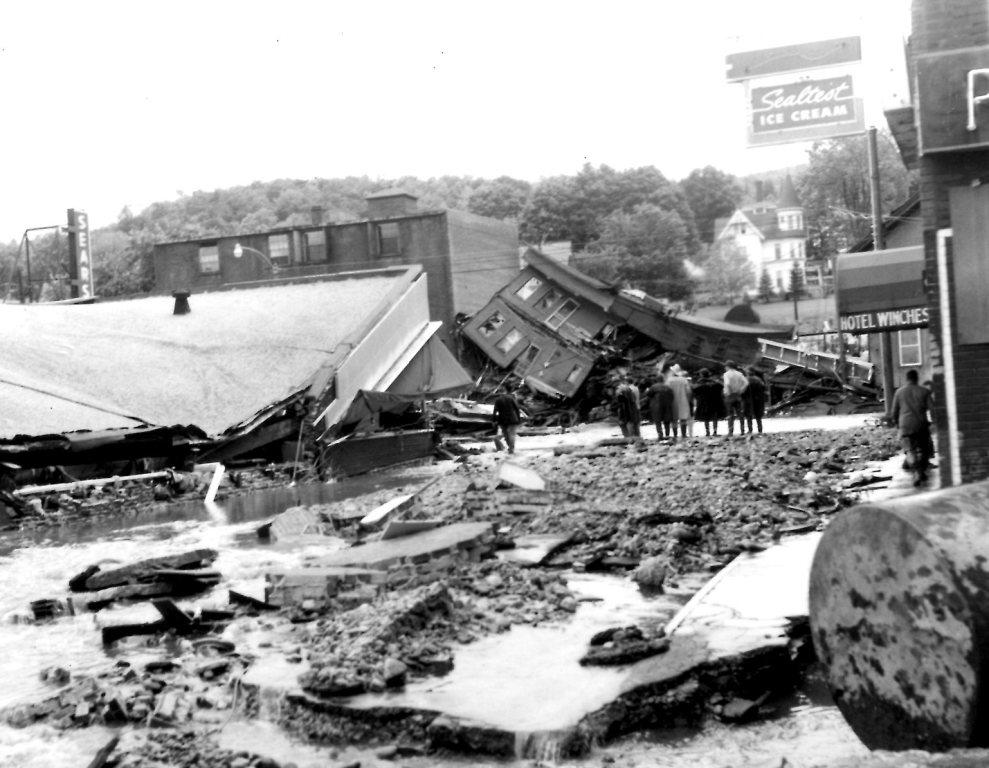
left=360, top=494, right=414, bottom=527
left=497, top=462, right=546, bottom=491
left=309, top=522, right=494, bottom=570
left=265, top=566, right=383, bottom=607
left=496, top=533, right=574, bottom=567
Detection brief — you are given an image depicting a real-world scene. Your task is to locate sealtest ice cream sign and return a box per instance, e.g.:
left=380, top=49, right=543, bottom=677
left=752, top=75, right=857, bottom=133
left=726, top=37, right=865, bottom=148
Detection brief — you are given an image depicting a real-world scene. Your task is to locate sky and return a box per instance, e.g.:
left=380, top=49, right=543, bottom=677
left=0, top=0, right=912, bottom=242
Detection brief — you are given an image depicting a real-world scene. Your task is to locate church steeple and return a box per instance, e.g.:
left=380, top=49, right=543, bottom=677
left=777, top=173, right=800, bottom=209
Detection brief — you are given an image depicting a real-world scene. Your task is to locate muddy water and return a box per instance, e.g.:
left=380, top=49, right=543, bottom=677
left=0, top=456, right=879, bottom=767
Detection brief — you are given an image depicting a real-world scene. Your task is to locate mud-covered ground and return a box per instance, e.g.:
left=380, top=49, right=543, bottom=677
left=6, top=421, right=934, bottom=768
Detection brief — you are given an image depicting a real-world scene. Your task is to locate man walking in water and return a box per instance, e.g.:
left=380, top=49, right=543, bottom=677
left=890, top=369, right=934, bottom=486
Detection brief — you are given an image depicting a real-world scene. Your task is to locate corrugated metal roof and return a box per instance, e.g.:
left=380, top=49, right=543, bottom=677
left=0, top=272, right=412, bottom=439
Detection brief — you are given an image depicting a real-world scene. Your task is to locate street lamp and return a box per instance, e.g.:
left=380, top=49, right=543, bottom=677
left=232, top=242, right=279, bottom=274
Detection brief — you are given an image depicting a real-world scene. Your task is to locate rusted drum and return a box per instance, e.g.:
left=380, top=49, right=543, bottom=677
left=810, top=481, right=989, bottom=750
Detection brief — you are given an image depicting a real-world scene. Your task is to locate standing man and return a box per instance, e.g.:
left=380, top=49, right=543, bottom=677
left=743, top=367, right=767, bottom=434
left=614, top=375, right=642, bottom=438
left=492, top=389, right=523, bottom=455
left=890, top=369, right=934, bottom=486
left=692, top=368, right=725, bottom=437
left=722, top=360, right=749, bottom=436
left=646, top=373, right=675, bottom=439
left=666, top=365, right=693, bottom=438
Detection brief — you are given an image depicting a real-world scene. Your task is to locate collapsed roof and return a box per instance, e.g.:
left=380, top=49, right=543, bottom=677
left=0, top=269, right=427, bottom=441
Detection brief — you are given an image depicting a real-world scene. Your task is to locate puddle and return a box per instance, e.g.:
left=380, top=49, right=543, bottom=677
left=342, top=572, right=700, bottom=732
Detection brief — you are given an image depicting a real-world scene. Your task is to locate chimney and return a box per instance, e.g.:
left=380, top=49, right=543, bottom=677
left=172, top=290, right=191, bottom=315
left=310, top=206, right=324, bottom=226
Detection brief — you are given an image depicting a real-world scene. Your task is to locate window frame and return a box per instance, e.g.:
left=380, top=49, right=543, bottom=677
left=478, top=311, right=506, bottom=338
left=515, top=276, right=543, bottom=301
left=546, top=299, right=579, bottom=330
left=495, top=328, right=524, bottom=354
left=377, top=222, right=400, bottom=256
left=268, top=233, right=291, bottom=265
left=303, top=230, right=327, bottom=263
left=198, top=244, right=220, bottom=275
left=898, top=328, right=923, bottom=367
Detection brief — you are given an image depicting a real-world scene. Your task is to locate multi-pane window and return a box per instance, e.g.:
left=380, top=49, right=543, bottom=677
left=268, top=234, right=290, bottom=265
left=378, top=222, right=400, bottom=255
left=535, top=288, right=562, bottom=313
left=198, top=244, right=219, bottom=274
left=516, top=277, right=543, bottom=301
left=774, top=243, right=782, bottom=260
left=899, top=329, right=922, bottom=367
left=478, top=312, right=506, bottom=337
left=304, top=231, right=326, bottom=263
left=495, top=329, right=524, bottom=354
left=546, top=299, right=578, bottom=330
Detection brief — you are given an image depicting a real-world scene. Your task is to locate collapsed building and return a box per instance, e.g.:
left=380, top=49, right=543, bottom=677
left=0, top=266, right=471, bottom=490
left=459, top=248, right=795, bottom=409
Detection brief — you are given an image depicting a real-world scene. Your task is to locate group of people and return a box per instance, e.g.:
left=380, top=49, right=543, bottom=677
left=615, top=360, right=767, bottom=440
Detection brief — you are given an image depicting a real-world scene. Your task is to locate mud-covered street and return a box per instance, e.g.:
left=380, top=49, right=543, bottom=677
left=0, top=414, right=964, bottom=768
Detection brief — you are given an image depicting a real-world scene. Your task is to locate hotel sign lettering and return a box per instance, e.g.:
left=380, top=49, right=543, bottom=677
left=840, top=306, right=929, bottom=333
left=752, top=76, right=857, bottom=133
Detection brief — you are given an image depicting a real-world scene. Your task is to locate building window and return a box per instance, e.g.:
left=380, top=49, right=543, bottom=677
left=515, top=276, right=543, bottom=301
left=546, top=299, right=579, bottom=330
left=478, top=311, right=506, bottom=338
left=565, top=365, right=583, bottom=384
left=268, top=234, right=290, bottom=265
left=774, top=243, right=782, bottom=260
left=899, top=328, right=922, bottom=366
left=378, top=222, right=400, bottom=255
left=594, top=323, right=615, bottom=342
left=303, top=231, right=326, bottom=263
left=535, top=288, right=563, bottom=313
left=198, top=244, right=219, bottom=274
left=516, top=344, right=541, bottom=374
left=495, top=328, right=524, bottom=354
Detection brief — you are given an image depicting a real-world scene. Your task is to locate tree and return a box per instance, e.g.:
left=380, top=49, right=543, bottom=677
left=467, top=176, right=531, bottom=221
left=520, top=164, right=700, bottom=253
left=679, top=166, right=744, bottom=245
left=758, top=268, right=773, bottom=303
left=788, top=263, right=806, bottom=300
left=697, top=240, right=754, bottom=306
left=577, top=204, right=694, bottom=300
left=798, top=131, right=916, bottom=259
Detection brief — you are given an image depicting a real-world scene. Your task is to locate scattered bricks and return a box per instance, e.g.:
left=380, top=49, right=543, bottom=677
left=264, top=567, right=379, bottom=607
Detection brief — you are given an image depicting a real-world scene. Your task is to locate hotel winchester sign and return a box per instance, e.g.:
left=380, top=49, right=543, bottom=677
left=727, top=37, right=865, bottom=148
left=840, top=307, right=929, bottom=333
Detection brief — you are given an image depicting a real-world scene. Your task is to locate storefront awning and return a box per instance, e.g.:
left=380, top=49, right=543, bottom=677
left=836, top=246, right=929, bottom=332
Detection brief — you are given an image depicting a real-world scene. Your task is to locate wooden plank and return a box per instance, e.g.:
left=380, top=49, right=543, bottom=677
left=80, top=549, right=218, bottom=591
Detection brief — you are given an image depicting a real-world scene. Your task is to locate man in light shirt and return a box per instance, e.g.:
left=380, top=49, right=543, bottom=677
left=722, top=360, right=749, bottom=437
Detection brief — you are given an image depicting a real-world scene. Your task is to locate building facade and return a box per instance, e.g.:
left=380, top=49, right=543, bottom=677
left=714, top=174, right=808, bottom=296
left=152, top=190, right=519, bottom=344
left=886, top=0, right=989, bottom=484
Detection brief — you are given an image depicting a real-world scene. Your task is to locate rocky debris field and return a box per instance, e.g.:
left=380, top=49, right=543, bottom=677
left=1, top=422, right=907, bottom=766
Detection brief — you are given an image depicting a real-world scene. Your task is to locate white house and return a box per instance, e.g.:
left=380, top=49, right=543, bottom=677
left=714, top=174, right=807, bottom=296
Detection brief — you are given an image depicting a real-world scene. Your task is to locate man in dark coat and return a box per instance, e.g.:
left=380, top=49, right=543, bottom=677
left=692, top=368, right=725, bottom=436
left=743, top=367, right=767, bottom=434
left=614, top=376, right=642, bottom=438
left=492, top=390, right=523, bottom=454
left=646, top=374, right=675, bottom=439
left=891, top=369, right=934, bottom=485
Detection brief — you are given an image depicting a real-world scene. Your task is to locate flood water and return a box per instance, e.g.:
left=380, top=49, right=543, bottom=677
left=0, top=445, right=881, bottom=767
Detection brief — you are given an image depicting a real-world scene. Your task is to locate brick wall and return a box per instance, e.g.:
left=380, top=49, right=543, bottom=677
left=914, top=0, right=989, bottom=482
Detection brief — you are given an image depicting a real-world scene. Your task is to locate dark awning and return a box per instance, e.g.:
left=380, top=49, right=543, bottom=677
left=837, top=246, right=928, bottom=332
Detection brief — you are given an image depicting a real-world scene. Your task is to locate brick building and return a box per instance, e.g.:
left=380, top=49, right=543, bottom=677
left=887, top=0, right=989, bottom=484
left=152, top=190, right=519, bottom=345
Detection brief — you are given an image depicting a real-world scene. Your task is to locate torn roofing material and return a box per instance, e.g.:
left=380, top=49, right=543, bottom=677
left=0, top=270, right=417, bottom=440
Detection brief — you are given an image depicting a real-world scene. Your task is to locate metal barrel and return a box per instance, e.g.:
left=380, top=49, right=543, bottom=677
left=809, top=481, right=989, bottom=750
